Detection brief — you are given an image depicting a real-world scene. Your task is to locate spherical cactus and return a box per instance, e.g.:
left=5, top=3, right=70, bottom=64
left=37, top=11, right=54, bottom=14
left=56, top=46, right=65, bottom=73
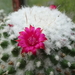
left=0, top=6, right=75, bottom=75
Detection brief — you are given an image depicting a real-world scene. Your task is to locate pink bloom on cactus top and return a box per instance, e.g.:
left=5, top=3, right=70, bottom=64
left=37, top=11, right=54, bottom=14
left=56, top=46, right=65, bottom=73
left=17, top=25, right=47, bottom=55
left=50, top=5, right=57, bottom=9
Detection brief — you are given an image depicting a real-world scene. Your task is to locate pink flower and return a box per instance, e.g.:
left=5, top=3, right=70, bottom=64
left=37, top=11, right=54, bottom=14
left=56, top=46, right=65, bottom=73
left=17, top=25, right=47, bottom=55
left=8, top=24, right=14, bottom=27
left=50, top=5, right=57, bottom=9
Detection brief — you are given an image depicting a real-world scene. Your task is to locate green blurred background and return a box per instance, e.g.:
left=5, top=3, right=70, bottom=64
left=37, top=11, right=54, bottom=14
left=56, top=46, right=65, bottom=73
left=0, top=0, right=75, bottom=22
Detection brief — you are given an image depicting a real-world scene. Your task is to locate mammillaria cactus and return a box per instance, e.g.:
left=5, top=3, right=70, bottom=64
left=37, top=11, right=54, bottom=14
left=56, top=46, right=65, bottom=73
left=0, top=5, right=75, bottom=75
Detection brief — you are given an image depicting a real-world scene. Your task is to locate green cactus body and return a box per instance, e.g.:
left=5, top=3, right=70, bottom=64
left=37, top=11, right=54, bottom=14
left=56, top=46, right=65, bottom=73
left=0, top=69, right=4, bottom=75
left=1, top=40, right=9, bottom=49
left=24, top=70, right=34, bottom=75
left=11, top=38, right=17, bottom=45
left=7, top=66, right=16, bottom=74
left=3, top=32, right=9, bottom=38
left=45, top=67, right=54, bottom=75
left=1, top=53, right=9, bottom=61
left=70, top=63, right=75, bottom=69
left=49, top=55, right=59, bottom=65
left=18, top=59, right=26, bottom=69
left=11, top=47, right=20, bottom=57
left=57, top=73, right=63, bottom=75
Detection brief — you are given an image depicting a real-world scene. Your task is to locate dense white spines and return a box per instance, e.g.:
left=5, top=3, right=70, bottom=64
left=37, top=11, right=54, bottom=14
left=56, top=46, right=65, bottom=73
left=6, top=6, right=75, bottom=55
left=0, top=6, right=75, bottom=75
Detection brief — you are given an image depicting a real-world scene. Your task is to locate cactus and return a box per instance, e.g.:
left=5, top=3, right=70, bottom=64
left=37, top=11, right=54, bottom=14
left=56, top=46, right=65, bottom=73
left=0, top=6, right=75, bottom=75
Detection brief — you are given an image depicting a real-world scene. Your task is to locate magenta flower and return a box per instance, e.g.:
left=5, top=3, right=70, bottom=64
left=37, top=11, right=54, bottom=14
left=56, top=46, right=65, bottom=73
left=17, top=25, right=47, bottom=55
left=50, top=5, right=57, bottom=9
left=8, top=24, right=14, bottom=27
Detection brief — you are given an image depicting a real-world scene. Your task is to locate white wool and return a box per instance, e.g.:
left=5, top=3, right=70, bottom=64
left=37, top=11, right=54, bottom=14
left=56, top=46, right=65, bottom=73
left=0, top=22, right=4, bottom=25
left=45, top=48, right=51, bottom=55
left=16, top=62, right=20, bottom=67
left=36, top=61, right=41, bottom=67
left=0, top=9, right=4, bottom=13
left=44, top=58, right=52, bottom=68
left=2, top=26, right=9, bottom=32
left=70, top=35, right=75, bottom=40
left=67, top=45, right=72, bottom=49
left=65, top=55, right=74, bottom=62
left=0, top=54, right=3, bottom=58
left=49, top=71, right=54, bottom=75
left=25, top=61, right=34, bottom=70
left=6, top=6, right=75, bottom=55
left=15, top=70, right=25, bottom=75
left=55, top=41, right=61, bottom=48
left=5, top=71, right=9, bottom=74
left=28, top=52, right=32, bottom=56
left=9, top=34, right=16, bottom=39
left=67, top=62, right=71, bottom=67
left=55, top=55, right=59, bottom=61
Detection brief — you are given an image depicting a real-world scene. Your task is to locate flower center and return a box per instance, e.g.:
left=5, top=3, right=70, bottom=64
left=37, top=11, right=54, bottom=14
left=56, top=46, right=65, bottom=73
left=28, top=36, right=37, bottom=46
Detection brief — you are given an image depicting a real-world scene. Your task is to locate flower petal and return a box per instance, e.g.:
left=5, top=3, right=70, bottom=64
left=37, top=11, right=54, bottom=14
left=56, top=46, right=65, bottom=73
left=21, top=48, right=26, bottom=53
left=35, top=42, right=45, bottom=49
left=39, top=34, right=47, bottom=42
left=50, top=5, right=57, bottom=9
